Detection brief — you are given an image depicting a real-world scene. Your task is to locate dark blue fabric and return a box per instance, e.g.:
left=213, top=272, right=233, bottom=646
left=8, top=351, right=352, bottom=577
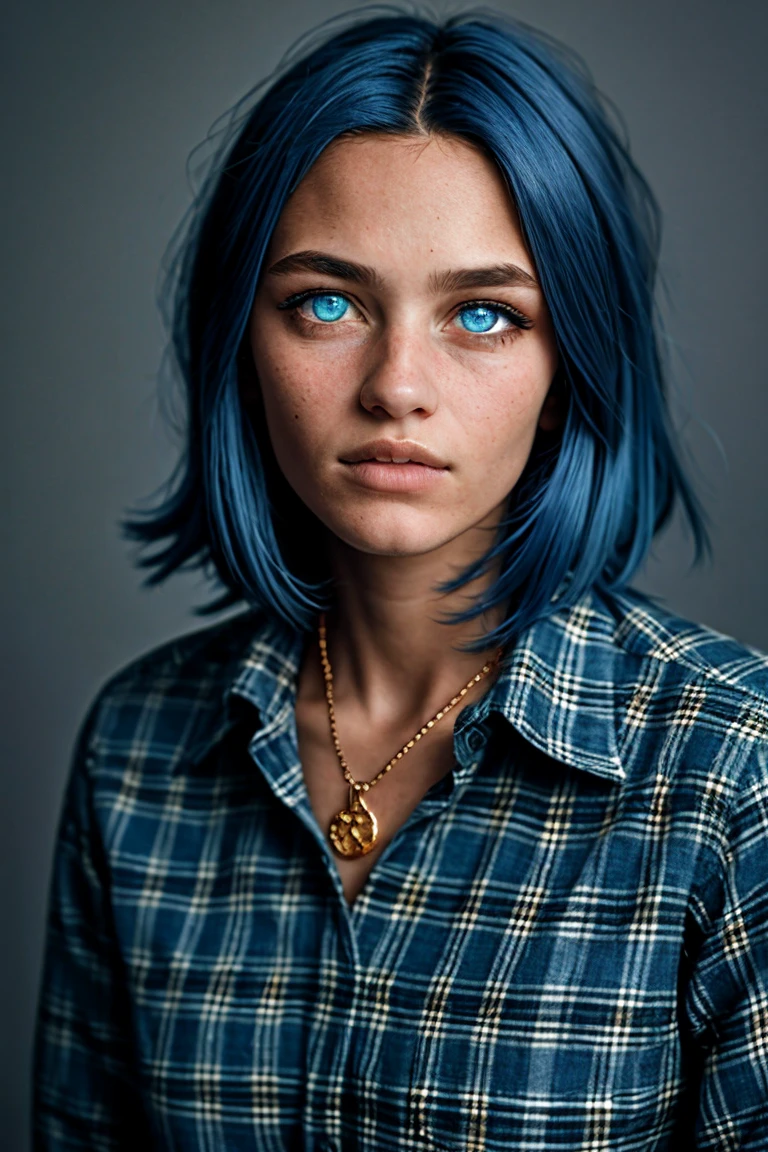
left=33, top=586, right=768, bottom=1150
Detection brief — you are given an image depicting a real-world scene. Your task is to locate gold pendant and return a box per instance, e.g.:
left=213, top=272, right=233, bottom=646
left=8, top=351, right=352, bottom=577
left=329, top=786, right=378, bottom=858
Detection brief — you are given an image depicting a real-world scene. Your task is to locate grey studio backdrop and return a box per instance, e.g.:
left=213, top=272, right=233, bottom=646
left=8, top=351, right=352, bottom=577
left=3, top=0, right=766, bottom=1145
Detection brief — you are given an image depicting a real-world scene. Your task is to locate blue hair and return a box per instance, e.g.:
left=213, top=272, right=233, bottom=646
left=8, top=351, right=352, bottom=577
left=121, top=6, right=708, bottom=650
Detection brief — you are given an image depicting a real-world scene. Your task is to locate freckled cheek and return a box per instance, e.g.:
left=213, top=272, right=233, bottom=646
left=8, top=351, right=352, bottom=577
left=255, top=360, right=348, bottom=478
left=257, top=355, right=312, bottom=418
left=261, top=347, right=361, bottom=426
left=460, top=358, right=554, bottom=476
left=474, top=368, right=551, bottom=430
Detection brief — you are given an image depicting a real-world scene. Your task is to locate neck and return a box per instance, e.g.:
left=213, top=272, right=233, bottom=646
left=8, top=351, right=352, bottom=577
left=317, top=531, right=505, bottom=727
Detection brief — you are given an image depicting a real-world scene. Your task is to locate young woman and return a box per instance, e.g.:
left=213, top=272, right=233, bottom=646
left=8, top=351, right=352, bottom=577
left=33, top=9, right=768, bottom=1150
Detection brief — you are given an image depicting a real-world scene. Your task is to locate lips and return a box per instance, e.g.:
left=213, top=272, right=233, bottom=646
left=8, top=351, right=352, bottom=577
left=338, top=440, right=449, bottom=494
left=339, top=439, right=448, bottom=469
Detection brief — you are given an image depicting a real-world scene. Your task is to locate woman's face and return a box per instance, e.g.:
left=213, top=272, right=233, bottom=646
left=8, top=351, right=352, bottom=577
left=248, top=133, right=559, bottom=562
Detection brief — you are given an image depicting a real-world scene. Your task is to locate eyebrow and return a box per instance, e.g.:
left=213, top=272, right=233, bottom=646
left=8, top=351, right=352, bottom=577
left=265, top=249, right=538, bottom=292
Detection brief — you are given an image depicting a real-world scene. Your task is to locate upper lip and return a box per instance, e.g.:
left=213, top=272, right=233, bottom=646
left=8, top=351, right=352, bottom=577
left=340, top=439, right=449, bottom=468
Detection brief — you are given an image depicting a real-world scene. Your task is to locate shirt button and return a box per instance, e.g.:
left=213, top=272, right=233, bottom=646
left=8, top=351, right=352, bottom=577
left=467, top=727, right=486, bottom=752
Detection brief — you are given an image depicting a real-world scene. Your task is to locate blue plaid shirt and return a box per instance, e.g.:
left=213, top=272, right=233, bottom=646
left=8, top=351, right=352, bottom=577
left=33, top=586, right=768, bottom=1150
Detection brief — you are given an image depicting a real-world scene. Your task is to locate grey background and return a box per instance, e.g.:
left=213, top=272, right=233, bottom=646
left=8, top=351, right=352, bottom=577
left=3, top=0, right=766, bottom=1145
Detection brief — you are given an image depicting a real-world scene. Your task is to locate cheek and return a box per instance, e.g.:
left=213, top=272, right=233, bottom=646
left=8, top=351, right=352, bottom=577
left=253, top=314, right=355, bottom=405
left=258, top=351, right=311, bottom=420
left=252, top=341, right=317, bottom=430
left=249, top=339, right=353, bottom=487
left=467, top=350, right=555, bottom=447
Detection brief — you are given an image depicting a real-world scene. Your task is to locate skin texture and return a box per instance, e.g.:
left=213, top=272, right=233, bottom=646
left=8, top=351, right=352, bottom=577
left=246, top=133, right=561, bottom=902
left=249, top=133, right=559, bottom=565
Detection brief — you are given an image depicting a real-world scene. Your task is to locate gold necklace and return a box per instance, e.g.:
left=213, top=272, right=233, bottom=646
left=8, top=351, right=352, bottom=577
left=318, top=613, right=502, bottom=859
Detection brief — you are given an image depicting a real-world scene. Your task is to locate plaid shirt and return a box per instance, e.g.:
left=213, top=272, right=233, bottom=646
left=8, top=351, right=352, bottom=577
left=33, top=586, right=768, bottom=1151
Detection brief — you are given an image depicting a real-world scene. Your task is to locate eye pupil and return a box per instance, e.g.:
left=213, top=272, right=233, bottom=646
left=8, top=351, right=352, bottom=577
left=459, top=305, right=498, bottom=333
left=312, top=294, right=349, bottom=322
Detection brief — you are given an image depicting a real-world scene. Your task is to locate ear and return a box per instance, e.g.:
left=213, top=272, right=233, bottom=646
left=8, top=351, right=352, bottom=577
left=537, top=378, right=564, bottom=433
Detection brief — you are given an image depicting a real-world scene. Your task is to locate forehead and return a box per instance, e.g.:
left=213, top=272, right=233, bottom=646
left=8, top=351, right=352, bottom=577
left=268, top=133, right=531, bottom=272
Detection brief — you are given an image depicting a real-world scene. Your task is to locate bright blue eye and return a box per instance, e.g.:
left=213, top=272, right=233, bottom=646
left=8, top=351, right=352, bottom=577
left=311, top=294, right=349, bottom=322
left=457, top=305, right=503, bottom=333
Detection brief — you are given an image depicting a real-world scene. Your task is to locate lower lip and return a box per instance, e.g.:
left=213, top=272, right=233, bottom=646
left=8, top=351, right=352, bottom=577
left=341, top=460, right=449, bottom=492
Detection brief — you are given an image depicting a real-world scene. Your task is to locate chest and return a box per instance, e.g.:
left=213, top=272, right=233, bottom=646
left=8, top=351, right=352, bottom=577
left=101, top=735, right=700, bottom=1151
left=294, top=694, right=459, bottom=903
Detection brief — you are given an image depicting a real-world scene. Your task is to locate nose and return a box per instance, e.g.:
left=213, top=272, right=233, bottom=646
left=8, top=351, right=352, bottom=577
left=358, top=326, right=439, bottom=421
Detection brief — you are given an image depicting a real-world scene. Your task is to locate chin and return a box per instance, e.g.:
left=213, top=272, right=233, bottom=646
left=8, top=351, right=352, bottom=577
left=339, top=533, right=447, bottom=559
left=319, top=504, right=495, bottom=561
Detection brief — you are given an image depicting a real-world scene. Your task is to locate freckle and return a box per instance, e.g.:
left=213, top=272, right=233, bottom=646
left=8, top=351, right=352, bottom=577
left=294, top=413, right=299, bottom=420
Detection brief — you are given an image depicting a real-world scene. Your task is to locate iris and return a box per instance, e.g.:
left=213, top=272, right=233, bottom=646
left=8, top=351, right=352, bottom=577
left=312, top=294, right=349, bottom=322
left=458, top=305, right=500, bottom=333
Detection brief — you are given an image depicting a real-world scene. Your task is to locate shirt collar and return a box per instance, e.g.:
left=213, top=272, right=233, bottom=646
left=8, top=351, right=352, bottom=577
left=465, top=597, right=626, bottom=783
left=183, top=592, right=625, bottom=784
left=181, top=610, right=305, bottom=773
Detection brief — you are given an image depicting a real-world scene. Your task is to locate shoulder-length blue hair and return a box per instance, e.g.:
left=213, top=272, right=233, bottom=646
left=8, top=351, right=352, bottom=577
left=122, top=5, right=707, bottom=650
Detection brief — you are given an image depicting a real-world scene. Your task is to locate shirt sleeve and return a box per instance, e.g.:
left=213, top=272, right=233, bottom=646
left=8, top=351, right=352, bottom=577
left=685, top=746, right=768, bottom=1149
left=32, top=699, right=153, bottom=1150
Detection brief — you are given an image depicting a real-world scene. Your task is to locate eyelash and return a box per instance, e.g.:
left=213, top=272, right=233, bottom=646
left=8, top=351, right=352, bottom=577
left=276, top=289, right=534, bottom=338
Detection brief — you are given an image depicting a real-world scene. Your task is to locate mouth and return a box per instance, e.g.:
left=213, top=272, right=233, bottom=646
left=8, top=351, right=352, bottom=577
left=339, top=439, right=449, bottom=470
left=338, top=440, right=449, bottom=493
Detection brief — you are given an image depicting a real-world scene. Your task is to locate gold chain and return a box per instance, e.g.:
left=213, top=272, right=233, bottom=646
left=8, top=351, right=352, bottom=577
left=318, top=613, right=502, bottom=858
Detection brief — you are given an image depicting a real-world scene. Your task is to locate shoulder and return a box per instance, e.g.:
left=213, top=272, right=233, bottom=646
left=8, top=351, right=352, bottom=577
left=590, top=591, right=768, bottom=922
left=582, top=586, right=768, bottom=803
left=601, top=585, right=768, bottom=705
left=75, top=608, right=275, bottom=773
